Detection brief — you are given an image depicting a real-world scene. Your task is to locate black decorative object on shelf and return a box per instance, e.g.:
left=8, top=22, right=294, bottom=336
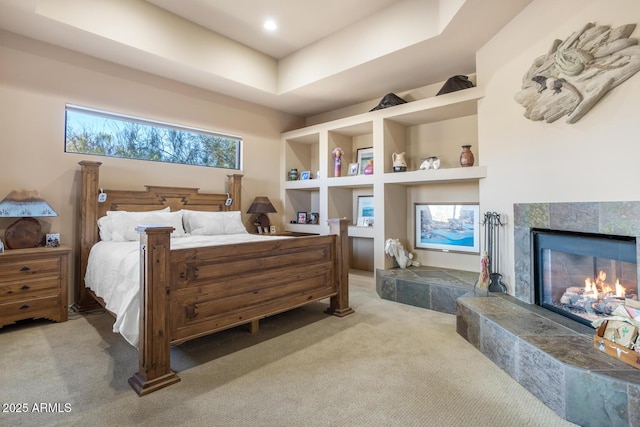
left=436, top=75, right=474, bottom=96
left=369, top=93, right=407, bottom=111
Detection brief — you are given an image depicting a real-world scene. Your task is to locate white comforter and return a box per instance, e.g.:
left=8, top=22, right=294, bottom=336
left=85, top=234, right=290, bottom=347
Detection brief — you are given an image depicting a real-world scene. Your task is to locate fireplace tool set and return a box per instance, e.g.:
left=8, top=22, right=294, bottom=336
left=482, top=212, right=507, bottom=293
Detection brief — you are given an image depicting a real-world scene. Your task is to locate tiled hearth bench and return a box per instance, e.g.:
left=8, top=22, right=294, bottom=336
left=457, top=292, right=640, bottom=427
left=376, top=266, right=640, bottom=426
left=376, top=266, right=477, bottom=314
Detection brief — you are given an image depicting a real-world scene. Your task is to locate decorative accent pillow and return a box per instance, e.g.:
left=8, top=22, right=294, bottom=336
left=182, top=210, right=247, bottom=235
left=106, top=209, right=186, bottom=241
left=98, top=207, right=170, bottom=241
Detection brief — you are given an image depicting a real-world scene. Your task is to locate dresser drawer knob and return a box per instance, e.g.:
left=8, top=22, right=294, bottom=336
left=20, top=266, right=31, bottom=272
left=20, top=285, right=31, bottom=290
left=19, top=304, right=30, bottom=310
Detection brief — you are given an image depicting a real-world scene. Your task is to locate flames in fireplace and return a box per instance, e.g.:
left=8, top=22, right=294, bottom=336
left=584, top=270, right=626, bottom=299
left=559, top=270, right=635, bottom=318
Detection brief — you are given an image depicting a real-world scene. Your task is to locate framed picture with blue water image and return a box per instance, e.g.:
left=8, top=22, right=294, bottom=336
left=414, top=203, right=480, bottom=253
left=356, top=195, right=374, bottom=227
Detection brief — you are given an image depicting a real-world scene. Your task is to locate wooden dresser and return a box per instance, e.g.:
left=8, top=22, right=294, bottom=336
left=0, top=246, right=71, bottom=328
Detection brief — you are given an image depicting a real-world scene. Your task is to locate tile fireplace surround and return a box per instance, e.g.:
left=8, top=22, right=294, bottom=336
left=456, top=202, right=640, bottom=427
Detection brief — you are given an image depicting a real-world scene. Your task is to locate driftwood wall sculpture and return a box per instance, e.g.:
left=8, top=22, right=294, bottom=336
left=515, top=22, right=640, bottom=123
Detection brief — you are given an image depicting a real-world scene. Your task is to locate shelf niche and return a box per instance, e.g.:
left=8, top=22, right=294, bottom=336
left=281, top=86, right=485, bottom=273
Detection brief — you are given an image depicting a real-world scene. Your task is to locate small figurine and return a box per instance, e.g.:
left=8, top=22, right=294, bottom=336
left=384, top=238, right=420, bottom=269
left=420, top=156, right=440, bottom=170
left=332, top=147, right=344, bottom=177
left=476, top=250, right=489, bottom=290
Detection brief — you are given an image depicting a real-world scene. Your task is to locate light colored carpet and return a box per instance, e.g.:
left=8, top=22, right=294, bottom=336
left=0, top=284, right=576, bottom=427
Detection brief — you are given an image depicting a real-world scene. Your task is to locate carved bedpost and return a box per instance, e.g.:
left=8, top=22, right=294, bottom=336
left=128, top=226, right=180, bottom=396
left=72, top=161, right=102, bottom=312
left=326, top=218, right=354, bottom=317
left=226, top=173, right=243, bottom=211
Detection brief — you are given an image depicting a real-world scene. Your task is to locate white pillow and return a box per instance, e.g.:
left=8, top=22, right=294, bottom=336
left=98, top=207, right=169, bottom=241
left=97, top=215, right=113, bottom=241
left=107, top=209, right=186, bottom=241
left=182, top=210, right=247, bottom=235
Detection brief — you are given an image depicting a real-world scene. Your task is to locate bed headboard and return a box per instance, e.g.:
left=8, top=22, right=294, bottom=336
left=74, top=160, right=243, bottom=310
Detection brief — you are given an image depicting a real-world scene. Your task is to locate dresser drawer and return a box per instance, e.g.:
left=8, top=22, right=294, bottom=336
left=0, top=294, right=60, bottom=317
left=0, top=246, right=70, bottom=327
left=0, top=275, right=60, bottom=303
left=0, top=257, right=61, bottom=279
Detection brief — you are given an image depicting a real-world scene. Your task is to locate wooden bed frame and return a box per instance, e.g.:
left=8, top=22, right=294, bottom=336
left=74, top=161, right=353, bottom=396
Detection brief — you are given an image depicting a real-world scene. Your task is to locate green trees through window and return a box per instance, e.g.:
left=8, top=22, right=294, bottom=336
left=65, top=105, right=241, bottom=170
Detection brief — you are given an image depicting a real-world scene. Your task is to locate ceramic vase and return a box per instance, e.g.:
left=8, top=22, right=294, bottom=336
left=459, top=145, right=474, bottom=167
left=392, top=152, right=407, bottom=172
left=288, top=168, right=299, bottom=181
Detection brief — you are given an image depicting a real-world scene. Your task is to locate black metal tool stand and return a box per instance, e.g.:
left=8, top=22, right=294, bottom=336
left=483, top=212, right=507, bottom=293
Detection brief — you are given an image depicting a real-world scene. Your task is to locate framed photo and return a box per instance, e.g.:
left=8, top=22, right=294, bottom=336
left=297, top=212, right=307, bottom=224
left=348, top=162, right=359, bottom=176
left=300, top=171, right=311, bottom=180
left=356, top=195, right=374, bottom=227
left=309, top=212, right=319, bottom=224
left=356, top=217, right=372, bottom=227
left=356, top=147, right=373, bottom=175
left=46, top=233, right=61, bottom=248
left=414, top=203, right=480, bottom=253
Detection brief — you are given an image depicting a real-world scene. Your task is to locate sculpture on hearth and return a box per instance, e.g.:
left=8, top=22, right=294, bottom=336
left=384, top=238, right=420, bottom=269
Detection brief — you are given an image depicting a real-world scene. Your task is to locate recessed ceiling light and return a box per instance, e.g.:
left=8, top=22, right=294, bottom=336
left=263, top=19, right=277, bottom=31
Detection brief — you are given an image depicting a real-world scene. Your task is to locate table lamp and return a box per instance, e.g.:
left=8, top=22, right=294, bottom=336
left=0, top=189, right=58, bottom=249
left=247, top=196, right=276, bottom=234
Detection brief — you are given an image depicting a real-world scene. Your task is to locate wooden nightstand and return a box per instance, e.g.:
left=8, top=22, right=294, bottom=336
left=0, top=246, right=71, bottom=328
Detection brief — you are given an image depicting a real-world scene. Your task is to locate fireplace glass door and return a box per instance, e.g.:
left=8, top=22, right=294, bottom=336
left=533, top=229, right=638, bottom=326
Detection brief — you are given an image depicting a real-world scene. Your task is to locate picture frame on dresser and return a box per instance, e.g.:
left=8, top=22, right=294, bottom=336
left=414, top=203, right=480, bottom=253
left=297, top=212, right=307, bottom=224
left=46, top=233, right=61, bottom=248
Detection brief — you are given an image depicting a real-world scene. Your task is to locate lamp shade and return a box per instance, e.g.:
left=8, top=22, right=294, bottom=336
left=247, top=197, right=277, bottom=214
left=0, top=190, right=58, bottom=218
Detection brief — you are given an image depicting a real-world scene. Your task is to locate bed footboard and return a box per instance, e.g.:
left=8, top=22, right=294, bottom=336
left=130, top=218, right=353, bottom=396
left=128, top=226, right=180, bottom=396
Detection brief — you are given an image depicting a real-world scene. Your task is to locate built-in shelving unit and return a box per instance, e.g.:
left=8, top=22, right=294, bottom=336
left=280, top=86, right=485, bottom=272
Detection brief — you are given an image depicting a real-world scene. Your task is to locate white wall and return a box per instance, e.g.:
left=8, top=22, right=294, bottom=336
left=0, top=31, right=303, bottom=302
left=477, top=0, right=640, bottom=296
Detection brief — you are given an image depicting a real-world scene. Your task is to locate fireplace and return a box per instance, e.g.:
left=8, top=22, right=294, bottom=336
left=532, top=228, right=638, bottom=326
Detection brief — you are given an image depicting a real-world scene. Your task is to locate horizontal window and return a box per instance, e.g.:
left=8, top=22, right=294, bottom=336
left=65, top=105, right=241, bottom=170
